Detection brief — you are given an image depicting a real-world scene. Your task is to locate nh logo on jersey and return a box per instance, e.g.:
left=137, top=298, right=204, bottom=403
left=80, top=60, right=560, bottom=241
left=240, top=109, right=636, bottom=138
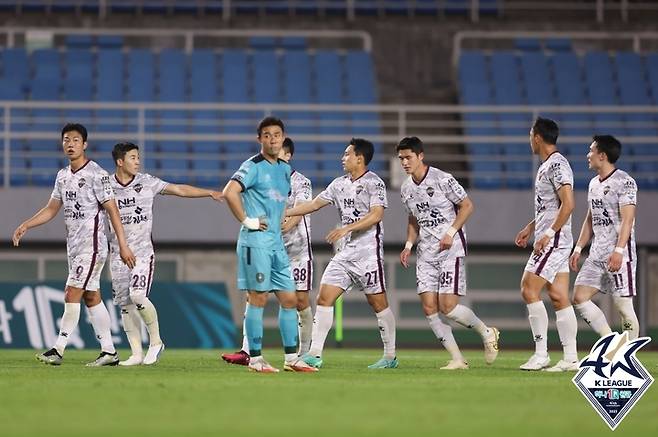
left=572, top=332, right=653, bottom=430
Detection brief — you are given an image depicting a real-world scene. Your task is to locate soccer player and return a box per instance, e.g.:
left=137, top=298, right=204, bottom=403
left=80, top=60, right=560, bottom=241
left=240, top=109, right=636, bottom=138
left=12, top=123, right=136, bottom=366
left=221, top=137, right=314, bottom=365
left=287, top=138, right=398, bottom=369
left=109, top=142, right=224, bottom=366
left=222, top=117, right=316, bottom=373
left=514, top=117, right=579, bottom=372
left=570, top=135, right=639, bottom=339
left=397, top=137, right=499, bottom=370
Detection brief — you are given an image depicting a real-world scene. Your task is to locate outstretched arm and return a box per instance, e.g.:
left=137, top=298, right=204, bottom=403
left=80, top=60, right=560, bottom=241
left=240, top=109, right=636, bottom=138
left=163, top=184, right=223, bottom=201
left=12, top=198, right=62, bottom=246
left=286, top=195, right=331, bottom=217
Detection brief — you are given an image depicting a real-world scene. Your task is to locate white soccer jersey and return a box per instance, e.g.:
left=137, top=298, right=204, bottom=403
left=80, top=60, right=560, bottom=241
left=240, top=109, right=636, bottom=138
left=319, top=170, right=387, bottom=259
left=108, top=172, right=169, bottom=257
left=587, top=169, right=637, bottom=262
left=50, top=160, right=113, bottom=257
left=283, top=170, right=312, bottom=261
left=533, top=151, right=573, bottom=249
left=400, top=166, right=468, bottom=259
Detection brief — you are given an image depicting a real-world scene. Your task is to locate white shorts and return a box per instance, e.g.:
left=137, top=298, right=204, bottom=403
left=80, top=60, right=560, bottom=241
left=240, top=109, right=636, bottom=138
left=524, top=246, right=570, bottom=284
left=320, top=255, right=386, bottom=295
left=290, top=258, right=313, bottom=292
left=574, top=257, right=637, bottom=297
left=66, top=252, right=107, bottom=291
left=111, top=254, right=155, bottom=307
left=416, top=256, right=466, bottom=295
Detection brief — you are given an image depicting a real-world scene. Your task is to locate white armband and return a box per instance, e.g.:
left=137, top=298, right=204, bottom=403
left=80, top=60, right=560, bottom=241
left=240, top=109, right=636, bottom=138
left=242, top=217, right=260, bottom=230
left=404, top=241, right=413, bottom=251
left=446, top=226, right=458, bottom=238
left=573, top=246, right=582, bottom=254
left=544, top=228, right=556, bottom=239
left=614, top=247, right=625, bottom=255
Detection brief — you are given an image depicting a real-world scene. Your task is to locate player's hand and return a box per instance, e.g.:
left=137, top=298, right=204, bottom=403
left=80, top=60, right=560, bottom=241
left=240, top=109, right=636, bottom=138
left=515, top=226, right=531, bottom=248
left=210, top=191, right=224, bottom=202
left=400, top=248, right=411, bottom=268
left=439, top=233, right=454, bottom=252
left=326, top=227, right=349, bottom=245
left=281, top=217, right=294, bottom=233
left=569, top=252, right=581, bottom=271
left=242, top=216, right=268, bottom=231
left=607, top=252, right=623, bottom=272
left=12, top=223, right=27, bottom=247
left=120, top=245, right=136, bottom=269
left=533, top=235, right=550, bottom=255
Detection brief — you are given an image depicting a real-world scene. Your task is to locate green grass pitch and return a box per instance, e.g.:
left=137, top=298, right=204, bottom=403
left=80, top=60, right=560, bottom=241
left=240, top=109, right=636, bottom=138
left=1, top=349, right=656, bottom=437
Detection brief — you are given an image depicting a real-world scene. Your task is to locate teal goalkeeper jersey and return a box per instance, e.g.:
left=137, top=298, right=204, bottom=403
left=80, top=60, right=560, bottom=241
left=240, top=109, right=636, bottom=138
left=230, top=153, right=291, bottom=249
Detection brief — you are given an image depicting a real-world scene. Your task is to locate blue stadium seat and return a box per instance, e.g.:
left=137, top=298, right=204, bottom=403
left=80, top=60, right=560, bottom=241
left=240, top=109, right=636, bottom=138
left=314, top=51, right=343, bottom=104
left=157, top=49, right=187, bottom=133
left=545, top=38, right=572, bottom=52
left=515, top=38, right=542, bottom=51
left=64, top=35, right=93, bottom=49
left=127, top=49, right=155, bottom=102
left=252, top=51, right=280, bottom=102
left=30, top=49, right=63, bottom=130
left=95, top=49, right=127, bottom=132
left=189, top=50, right=220, bottom=134
left=97, top=35, right=124, bottom=49
left=520, top=52, right=555, bottom=105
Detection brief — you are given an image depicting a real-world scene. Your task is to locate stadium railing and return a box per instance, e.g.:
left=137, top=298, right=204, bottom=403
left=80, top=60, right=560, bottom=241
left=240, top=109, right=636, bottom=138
left=2, top=101, right=657, bottom=189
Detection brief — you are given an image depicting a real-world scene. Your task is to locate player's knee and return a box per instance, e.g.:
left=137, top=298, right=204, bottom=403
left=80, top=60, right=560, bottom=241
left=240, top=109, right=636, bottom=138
left=421, top=301, right=438, bottom=316
left=82, top=291, right=100, bottom=307
left=572, top=292, right=587, bottom=305
left=439, top=300, right=456, bottom=314
left=129, top=292, right=147, bottom=307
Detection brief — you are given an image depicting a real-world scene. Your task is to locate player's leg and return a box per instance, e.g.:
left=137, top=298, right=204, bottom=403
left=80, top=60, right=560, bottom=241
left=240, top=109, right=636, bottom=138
left=416, top=258, right=465, bottom=368
left=36, top=284, right=84, bottom=365
left=112, top=256, right=143, bottom=366
left=519, top=268, right=551, bottom=370
left=300, top=258, right=350, bottom=367
left=438, top=257, right=500, bottom=365
left=295, top=259, right=313, bottom=356
left=544, top=272, right=579, bottom=372
left=83, top=288, right=119, bottom=367
left=572, top=258, right=612, bottom=337
left=364, top=292, right=398, bottom=369
left=220, top=296, right=250, bottom=365
left=245, top=290, right=277, bottom=372
left=128, top=255, right=164, bottom=365
left=612, top=260, right=639, bottom=339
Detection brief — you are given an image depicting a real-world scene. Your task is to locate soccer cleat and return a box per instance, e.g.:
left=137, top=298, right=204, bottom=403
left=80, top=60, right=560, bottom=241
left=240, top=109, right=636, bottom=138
left=368, top=357, right=399, bottom=369
left=440, top=359, right=469, bottom=370
left=301, top=353, right=323, bottom=369
left=519, top=353, right=551, bottom=371
left=221, top=350, right=250, bottom=366
left=544, top=359, right=579, bottom=372
left=283, top=358, right=319, bottom=373
left=248, top=357, right=280, bottom=373
left=36, top=348, right=63, bottom=366
left=483, top=327, right=500, bottom=365
left=86, top=351, right=119, bottom=367
left=143, top=343, right=165, bottom=365
left=119, top=355, right=144, bottom=366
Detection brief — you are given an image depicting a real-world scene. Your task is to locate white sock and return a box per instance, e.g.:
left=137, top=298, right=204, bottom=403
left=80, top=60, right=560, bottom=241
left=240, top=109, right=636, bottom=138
left=575, top=301, right=612, bottom=337
left=54, top=302, right=81, bottom=355
left=285, top=353, right=297, bottom=363
left=375, top=307, right=396, bottom=360
left=427, top=313, right=463, bottom=361
left=445, top=304, right=490, bottom=339
left=298, top=306, right=313, bottom=355
left=555, top=306, right=578, bottom=362
left=241, top=303, right=250, bottom=352
left=88, top=301, right=116, bottom=354
left=527, top=301, right=548, bottom=356
left=136, top=298, right=161, bottom=346
left=121, top=304, right=143, bottom=358
left=308, top=305, right=333, bottom=357
left=613, top=296, right=639, bottom=340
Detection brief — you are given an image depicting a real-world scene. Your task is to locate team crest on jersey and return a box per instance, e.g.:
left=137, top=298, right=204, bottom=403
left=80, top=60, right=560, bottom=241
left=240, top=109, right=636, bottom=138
left=355, top=185, right=363, bottom=195
left=426, top=186, right=435, bottom=197
left=604, top=186, right=610, bottom=195
left=134, top=183, right=143, bottom=193
left=78, top=178, right=86, bottom=188
left=572, top=332, right=653, bottom=430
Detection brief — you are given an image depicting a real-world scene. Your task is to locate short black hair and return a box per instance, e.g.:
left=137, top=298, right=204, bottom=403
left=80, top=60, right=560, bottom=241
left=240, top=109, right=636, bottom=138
left=282, top=137, right=295, bottom=157
left=112, top=142, right=139, bottom=164
left=350, top=138, right=374, bottom=165
left=396, top=136, right=424, bottom=154
left=593, top=135, right=622, bottom=164
left=532, top=117, right=559, bottom=145
left=61, top=123, right=88, bottom=142
left=257, top=116, right=285, bottom=137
